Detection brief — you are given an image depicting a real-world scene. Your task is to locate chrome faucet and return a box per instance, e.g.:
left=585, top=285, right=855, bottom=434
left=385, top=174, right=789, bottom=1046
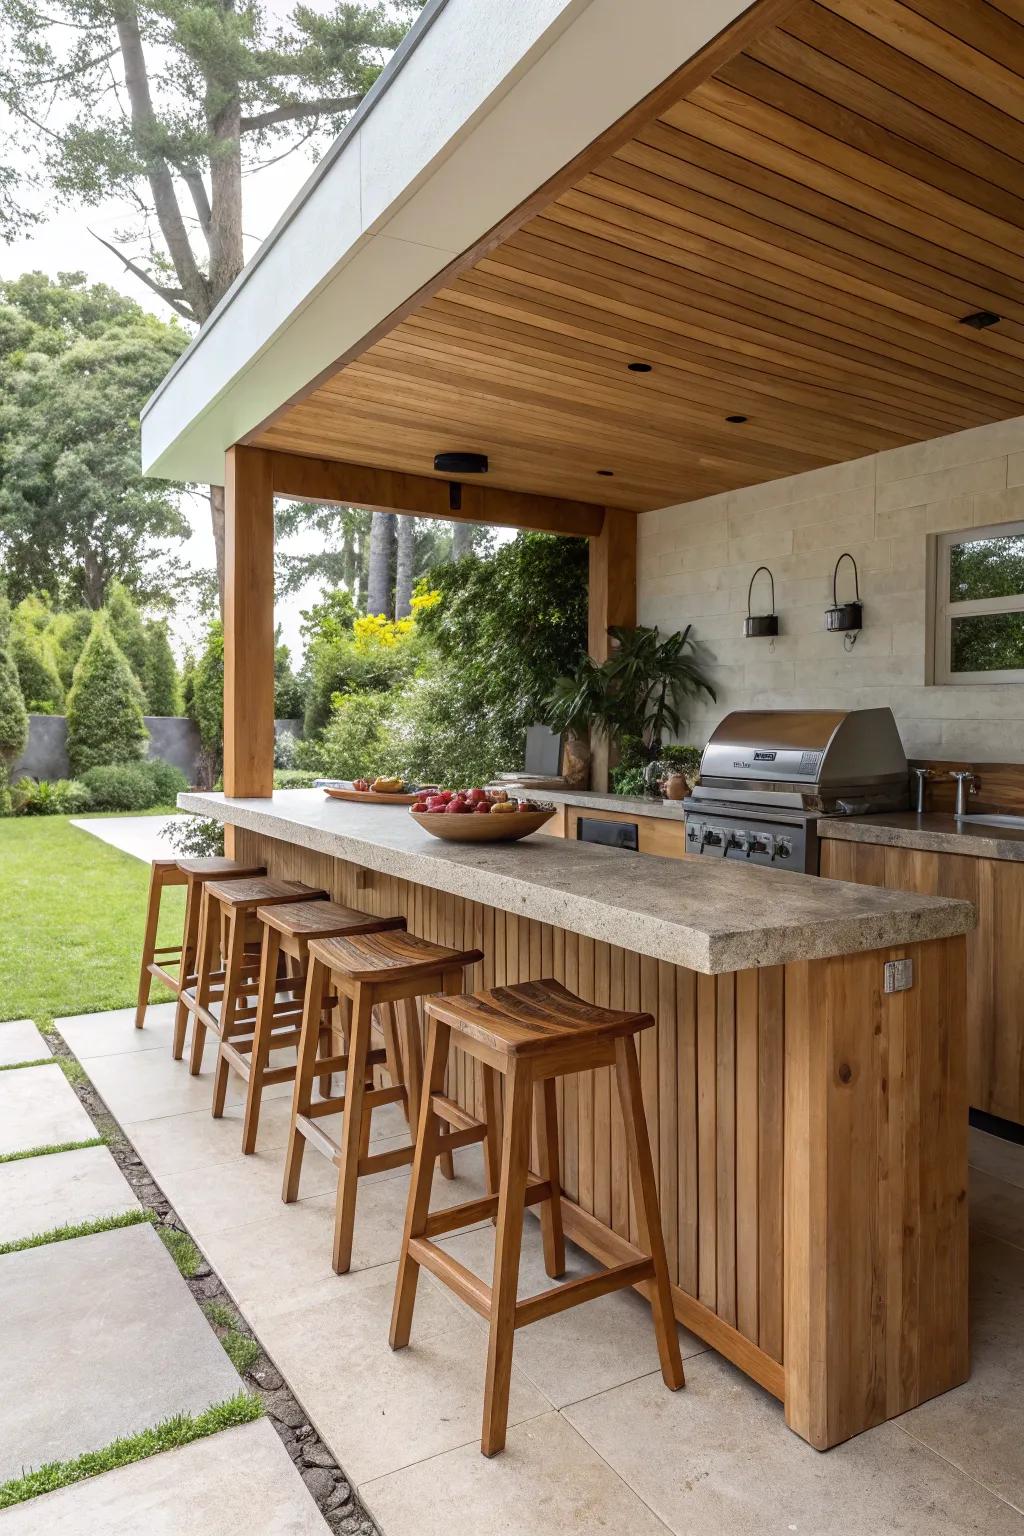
left=950, top=769, right=978, bottom=818
left=910, top=767, right=931, bottom=814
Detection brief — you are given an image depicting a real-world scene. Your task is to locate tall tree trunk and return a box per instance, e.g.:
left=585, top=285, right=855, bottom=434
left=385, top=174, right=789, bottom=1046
left=82, top=544, right=106, bottom=608
left=452, top=521, right=475, bottom=559
left=394, top=514, right=415, bottom=618
left=210, top=484, right=226, bottom=611
left=366, top=511, right=396, bottom=617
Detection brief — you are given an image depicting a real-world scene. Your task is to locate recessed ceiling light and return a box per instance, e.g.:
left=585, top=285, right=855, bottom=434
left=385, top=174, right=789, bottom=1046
left=627, top=361, right=653, bottom=373
left=960, top=310, right=1001, bottom=330
left=596, top=469, right=614, bottom=477
left=726, top=414, right=748, bottom=424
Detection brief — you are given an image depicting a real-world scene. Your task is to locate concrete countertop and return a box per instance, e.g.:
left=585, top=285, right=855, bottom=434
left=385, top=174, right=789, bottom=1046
left=819, top=812, right=1024, bottom=862
left=179, top=790, right=974, bottom=977
left=503, top=787, right=687, bottom=820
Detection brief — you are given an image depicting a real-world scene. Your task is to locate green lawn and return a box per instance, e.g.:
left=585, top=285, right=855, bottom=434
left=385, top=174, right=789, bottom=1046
left=0, top=814, right=185, bottom=1026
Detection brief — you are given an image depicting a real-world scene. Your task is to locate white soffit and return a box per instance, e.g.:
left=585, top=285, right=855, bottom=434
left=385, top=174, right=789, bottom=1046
left=142, top=0, right=756, bottom=486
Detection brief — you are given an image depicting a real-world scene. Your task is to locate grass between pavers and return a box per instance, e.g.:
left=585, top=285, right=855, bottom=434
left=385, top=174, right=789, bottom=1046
left=203, top=1303, right=262, bottom=1375
left=0, top=1057, right=55, bottom=1072
left=0, top=1392, right=264, bottom=1509
left=0, top=1207, right=152, bottom=1256
left=0, top=812, right=185, bottom=1027
left=158, top=1224, right=205, bottom=1278
left=0, top=1136, right=106, bottom=1164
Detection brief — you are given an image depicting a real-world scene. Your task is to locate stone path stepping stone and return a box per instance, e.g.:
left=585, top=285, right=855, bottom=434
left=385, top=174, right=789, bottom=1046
left=0, top=1146, right=139, bottom=1246
left=0, top=1019, right=51, bottom=1066
left=0, top=1065, right=96, bottom=1156
left=0, top=1418, right=331, bottom=1533
left=0, top=1222, right=241, bottom=1482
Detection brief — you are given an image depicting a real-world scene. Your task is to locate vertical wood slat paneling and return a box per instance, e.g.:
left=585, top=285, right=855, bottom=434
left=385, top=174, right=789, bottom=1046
left=235, top=830, right=788, bottom=1367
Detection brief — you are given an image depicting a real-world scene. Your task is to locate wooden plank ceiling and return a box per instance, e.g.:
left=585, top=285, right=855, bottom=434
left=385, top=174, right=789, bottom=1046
left=250, top=0, right=1024, bottom=511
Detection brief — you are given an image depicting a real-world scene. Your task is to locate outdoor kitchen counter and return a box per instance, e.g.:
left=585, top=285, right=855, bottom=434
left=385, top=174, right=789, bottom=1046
left=178, top=787, right=971, bottom=1453
left=819, top=810, right=1024, bottom=861
left=178, top=790, right=972, bottom=975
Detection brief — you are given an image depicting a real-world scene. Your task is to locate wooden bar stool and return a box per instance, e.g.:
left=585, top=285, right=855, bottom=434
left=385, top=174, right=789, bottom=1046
left=216, top=899, right=409, bottom=1153
left=135, top=856, right=266, bottom=1036
left=390, top=978, right=684, bottom=1457
left=283, top=929, right=486, bottom=1276
left=184, top=877, right=327, bottom=1078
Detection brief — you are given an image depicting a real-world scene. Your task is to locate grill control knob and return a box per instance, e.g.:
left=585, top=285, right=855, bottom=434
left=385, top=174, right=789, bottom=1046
left=775, top=838, right=792, bottom=859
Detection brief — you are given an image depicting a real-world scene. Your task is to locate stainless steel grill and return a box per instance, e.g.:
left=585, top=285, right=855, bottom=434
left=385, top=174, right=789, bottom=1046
left=682, top=707, right=909, bottom=873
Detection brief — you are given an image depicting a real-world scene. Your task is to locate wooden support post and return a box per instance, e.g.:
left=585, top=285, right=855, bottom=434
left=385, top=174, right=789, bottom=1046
left=223, top=446, right=275, bottom=823
left=588, top=509, right=636, bottom=792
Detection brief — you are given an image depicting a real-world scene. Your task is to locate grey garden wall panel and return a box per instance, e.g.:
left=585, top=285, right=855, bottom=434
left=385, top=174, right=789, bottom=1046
left=13, top=715, right=201, bottom=783
left=145, top=717, right=202, bottom=779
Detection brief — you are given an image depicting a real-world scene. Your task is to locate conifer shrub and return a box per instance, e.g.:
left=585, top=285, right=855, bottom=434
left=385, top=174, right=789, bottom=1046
left=143, top=620, right=180, bottom=716
left=10, top=618, right=64, bottom=714
left=105, top=582, right=151, bottom=702
left=66, top=618, right=148, bottom=775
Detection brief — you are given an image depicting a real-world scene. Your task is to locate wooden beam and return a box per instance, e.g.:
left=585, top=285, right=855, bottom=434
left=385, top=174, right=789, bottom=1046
left=588, top=507, right=637, bottom=792
left=247, top=0, right=802, bottom=441
left=223, top=445, right=275, bottom=801
left=268, top=450, right=605, bottom=537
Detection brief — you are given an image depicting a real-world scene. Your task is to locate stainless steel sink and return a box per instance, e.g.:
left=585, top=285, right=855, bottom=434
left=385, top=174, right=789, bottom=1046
left=960, top=813, right=1024, bottom=829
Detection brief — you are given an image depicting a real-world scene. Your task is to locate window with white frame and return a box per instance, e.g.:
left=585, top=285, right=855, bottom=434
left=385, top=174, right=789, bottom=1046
left=932, top=521, right=1024, bottom=684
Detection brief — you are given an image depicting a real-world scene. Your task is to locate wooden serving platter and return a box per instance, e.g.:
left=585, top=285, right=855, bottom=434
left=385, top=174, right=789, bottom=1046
left=322, top=786, right=422, bottom=806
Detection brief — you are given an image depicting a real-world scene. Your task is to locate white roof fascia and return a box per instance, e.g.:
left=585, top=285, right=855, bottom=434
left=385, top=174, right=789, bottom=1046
left=142, top=0, right=756, bottom=486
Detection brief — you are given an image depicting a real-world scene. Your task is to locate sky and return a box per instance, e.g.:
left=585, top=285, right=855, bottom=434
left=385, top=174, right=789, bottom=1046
left=0, top=0, right=430, bottom=663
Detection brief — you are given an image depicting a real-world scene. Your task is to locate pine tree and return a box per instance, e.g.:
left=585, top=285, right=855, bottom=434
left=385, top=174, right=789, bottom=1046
left=105, top=582, right=150, bottom=702
left=66, top=617, right=149, bottom=775
left=143, top=620, right=180, bottom=716
left=0, top=635, right=29, bottom=768
left=10, top=603, right=64, bottom=713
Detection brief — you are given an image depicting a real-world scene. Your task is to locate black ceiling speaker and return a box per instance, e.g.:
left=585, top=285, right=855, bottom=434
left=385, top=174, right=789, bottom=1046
left=960, top=310, right=1001, bottom=330
left=433, top=452, right=489, bottom=475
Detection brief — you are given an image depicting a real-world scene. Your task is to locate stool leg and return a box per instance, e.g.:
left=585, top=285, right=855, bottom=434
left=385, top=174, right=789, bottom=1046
left=238, top=922, right=282, bottom=1150
left=210, top=909, right=245, bottom=1109
left=534, top=1076, right=565, bottom=1279
left=482, top=1067, right=502, bottom=1213
left=614, top=1034, right=684, bottom=1392
left=400, top=997, right=423, bottom=1127
left=390, top=1015, right=452, bottom=1350
left=380, top=1003, right=408, bottom=1121
left=283, top=957, right=330, bottom=1203
left=134, top=864, right=164, bottom=1029
left=187, top=887, right=217, bottom=1074
left=482, top=1058, right=531, bottom=1457
left=332, top=981, right=374, bottom=1275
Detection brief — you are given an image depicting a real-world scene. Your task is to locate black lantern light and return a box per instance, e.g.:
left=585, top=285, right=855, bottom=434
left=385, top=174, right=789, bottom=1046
left=743, top=565, right=779, bottom=638
left=825, top=552, right=862, bottom=649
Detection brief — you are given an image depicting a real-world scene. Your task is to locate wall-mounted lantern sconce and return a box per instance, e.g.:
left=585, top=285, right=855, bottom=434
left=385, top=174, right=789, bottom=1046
left=743, top=566, right=779, bottom=638
left=434, top=451, right=488, bottom=513
left=825, top=552, right=862, bottom=650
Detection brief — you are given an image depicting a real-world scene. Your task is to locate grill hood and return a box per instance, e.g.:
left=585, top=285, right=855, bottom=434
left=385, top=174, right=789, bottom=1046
left=698, top=707, right=908, bottom=799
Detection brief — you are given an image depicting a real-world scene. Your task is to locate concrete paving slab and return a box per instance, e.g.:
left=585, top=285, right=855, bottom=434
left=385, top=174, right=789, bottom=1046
left=0, top=1418, right=331, bottom=1533
left=0, top=1064, right=96, bottom=1156
left=0, top=1145, right=139, bottom=1245
left=83, top=1045, right=293, bottom=1125
left=122, top=1095, right=298, bottom=1178
left=0, top=1222, right=241, bottom=1481
left=70, top=814, right=184, bottom=864
left=970, top=1127, right=1024, bottom=1193
left=58, top=1003, right=178, bottom=1060
left=0, top=1018, right=51, bottom=1065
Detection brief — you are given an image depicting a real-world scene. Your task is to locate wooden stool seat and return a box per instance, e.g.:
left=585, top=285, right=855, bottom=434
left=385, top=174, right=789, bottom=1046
left=134, top=855, right=266, bottom=1038
left=283, top=929, right=485, bottom=1275
left=220, top=899, right=408, bottom=1153
left=185, top=877, right=327, bottom=1077
left=391, top=978, right=684, bottom=1457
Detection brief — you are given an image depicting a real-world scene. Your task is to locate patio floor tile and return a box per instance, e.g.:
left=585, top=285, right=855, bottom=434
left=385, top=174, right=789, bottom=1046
left=58, top=1002, right=178, bottom=1059
left=0, top=1222, right=241, bottom=1482
left=122, top=1094, right=298, bottom=1176
left=564, top=1351, right=1024, bottom=1536
left=82, top=1045, right=294, bottom=1124
left=970, top=1127, right=1024, bottom=1193
left=0, top=1418, right=330, bottom=1534
left=362, top=1410, right=671, bottom=1536
left=157, top=1140, right=339, bottom=1237
left=433, top=1220, right=706, bottom=1409
left=197, top=1145, right=490, bottom=1317
left=0, top=1018, right=51, bottom=1065
left=248, top=1258, right=551, bottom=1486
left=70, top=813, right=182, bottom=865
left=971, top=1167, right=1024, bottom=1252
left=0, top=1145, right=139, bottom=1245
left=897, top=1231, right=1024, bottom=1515
left=0, top=1064, right=97, bottom=1156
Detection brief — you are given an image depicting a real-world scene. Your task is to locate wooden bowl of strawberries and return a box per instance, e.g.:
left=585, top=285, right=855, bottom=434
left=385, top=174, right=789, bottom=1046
left=409, top=788, right=555, bottom=843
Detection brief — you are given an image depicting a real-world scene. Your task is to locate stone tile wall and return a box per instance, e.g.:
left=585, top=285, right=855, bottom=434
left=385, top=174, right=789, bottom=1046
left=637, top=417, right=1024, bottom=759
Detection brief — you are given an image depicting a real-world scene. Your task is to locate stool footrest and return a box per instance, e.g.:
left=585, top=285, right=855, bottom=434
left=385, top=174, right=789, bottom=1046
left=147, top=962, right=182, bottom=992
left=358, top=1144, right=415, bottom=1177
left=435, top=1122, right=487, bottom=1155
left=431, top=1094, right=481, bottom=1133
left=423, top=1180, right=551, bottom=1239
left=515, top=1258, right=654, bottom=1330
left=152, top=944, right=183, bottom=958
left=407, top=1237, right=492, bottom=1321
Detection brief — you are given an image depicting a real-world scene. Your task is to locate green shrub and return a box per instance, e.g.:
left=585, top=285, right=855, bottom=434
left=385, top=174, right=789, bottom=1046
left=141, top=757, right=189, bottom=802
left=80, top=764, right=154, bottom=811
left=303, top=692, right=398, bottom=781
left=0, top=596, right=10, bottom=650
left=273, top=769, right=321, bottom=788
left=165, top=814, right=224, bottom=858
left=188, top=622, right=223, bottom=777
left=143, top=620, right=180, bottom=716
left=12, top=777, right=93, bottom=816
left=66, top=618, right=148, bottom=775
left=11, top=620, right=64, bottom=714
left=274, top=728, right=298, bottom=770
left=105, top=582, right=150, bottom=701
left=0, top=646, right=29, bottom=768
left=48, top=609, right=94, bottom=691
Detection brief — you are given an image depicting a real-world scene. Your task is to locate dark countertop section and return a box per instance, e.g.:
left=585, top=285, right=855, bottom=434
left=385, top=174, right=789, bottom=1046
left=818, top=812, right=1024, bottom=862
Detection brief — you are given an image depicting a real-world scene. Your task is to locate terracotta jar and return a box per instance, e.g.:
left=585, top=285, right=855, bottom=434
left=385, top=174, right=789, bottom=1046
left=663, top=771, right=686, bottom=801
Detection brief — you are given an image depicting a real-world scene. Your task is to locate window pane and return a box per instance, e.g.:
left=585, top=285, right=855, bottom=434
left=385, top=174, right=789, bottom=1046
left=950, top=612, right=1024, bottom=674
left=949, top=532, right=1024, bottom=602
